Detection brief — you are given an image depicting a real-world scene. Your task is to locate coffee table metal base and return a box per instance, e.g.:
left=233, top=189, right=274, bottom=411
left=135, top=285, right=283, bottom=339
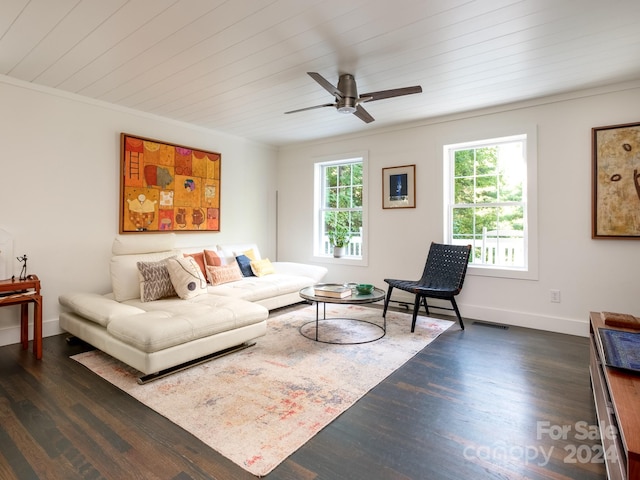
left=299, top=301, right=386, bottom=345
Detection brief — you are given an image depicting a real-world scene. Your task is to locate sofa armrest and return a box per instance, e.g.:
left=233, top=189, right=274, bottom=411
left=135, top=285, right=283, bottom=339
left=59, top=292, right=145, bottom=327
left=272, top=262, right=328, bottom=283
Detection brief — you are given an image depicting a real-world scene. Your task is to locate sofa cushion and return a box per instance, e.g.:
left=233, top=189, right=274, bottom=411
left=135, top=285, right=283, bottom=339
left=166, top=256, right=208, bottom=299
left=250, top=258, right=275, bottom=277
left=111, top=250, right=179, bottom=302
left=206, top=273, right=314, bottom=302
left=115, top=296, right=268, bottom=353
left=207, top=263, right=243, bottom=285
left=112, top=233, right=175, bottom=255
left=59, top=293, right=145, bottom=327
left=137, top=257, right=177, bottom=302
left=235, top=255, right=255, bottom=277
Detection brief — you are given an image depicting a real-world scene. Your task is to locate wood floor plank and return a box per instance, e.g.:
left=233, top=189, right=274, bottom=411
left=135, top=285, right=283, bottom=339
left=0, top=306, right=606, bottom=479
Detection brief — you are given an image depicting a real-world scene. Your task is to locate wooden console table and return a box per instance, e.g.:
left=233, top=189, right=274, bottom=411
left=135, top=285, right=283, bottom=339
left=0, top=275, right=42, bottom=359
left=589, top=312, right=640, bottom=480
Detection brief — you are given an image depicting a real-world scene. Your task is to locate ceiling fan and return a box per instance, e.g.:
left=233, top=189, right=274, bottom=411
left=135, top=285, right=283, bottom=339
left=285, top=72, right=422, bottom=123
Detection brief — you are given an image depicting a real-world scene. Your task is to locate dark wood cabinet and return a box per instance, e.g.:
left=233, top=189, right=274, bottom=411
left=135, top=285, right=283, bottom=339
left=590, top=312, right=640, bottom=480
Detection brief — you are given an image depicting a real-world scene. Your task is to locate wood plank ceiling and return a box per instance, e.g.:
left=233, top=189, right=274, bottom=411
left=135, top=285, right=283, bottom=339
left=2, top=0, right=640, bottom=147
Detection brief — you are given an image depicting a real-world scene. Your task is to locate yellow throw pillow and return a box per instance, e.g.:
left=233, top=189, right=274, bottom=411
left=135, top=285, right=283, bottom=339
left=236, top=248, right=257, bottom=261
left=250, top=258, right=275, bottom=277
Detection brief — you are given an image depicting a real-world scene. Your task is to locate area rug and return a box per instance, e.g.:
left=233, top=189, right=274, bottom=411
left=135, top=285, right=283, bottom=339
left=71, top=304, right=453, bottom=476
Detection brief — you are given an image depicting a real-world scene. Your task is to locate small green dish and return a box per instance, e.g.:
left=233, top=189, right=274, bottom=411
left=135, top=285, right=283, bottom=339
left=356, top=283, right=374, bottom=295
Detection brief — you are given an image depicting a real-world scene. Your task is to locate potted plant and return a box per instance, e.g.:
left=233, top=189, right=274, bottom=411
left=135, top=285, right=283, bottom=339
left=328, top=222, right=351, bottom=258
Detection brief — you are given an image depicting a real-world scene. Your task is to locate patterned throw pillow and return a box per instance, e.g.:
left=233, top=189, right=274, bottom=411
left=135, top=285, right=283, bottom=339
left=137, top=257, right=177, bottom=302
left=206, top=263, right=243, bottom=285
left=166, top=256, right=208, bottom=299
left=235, top=255, right=255, bottom=277
left=250, top=258, right=275, bottom=277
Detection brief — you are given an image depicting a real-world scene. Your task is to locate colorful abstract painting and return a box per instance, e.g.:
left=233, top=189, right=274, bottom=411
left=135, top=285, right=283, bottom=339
left=592, top=122, right=640, bottom=238
left=120, top=134, right=221, bottom=233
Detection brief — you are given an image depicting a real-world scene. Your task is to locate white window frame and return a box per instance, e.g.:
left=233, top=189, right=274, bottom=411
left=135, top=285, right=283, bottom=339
left=443, top=128, right=538, bottom=280
left=313, top=151, right=368, bottom=266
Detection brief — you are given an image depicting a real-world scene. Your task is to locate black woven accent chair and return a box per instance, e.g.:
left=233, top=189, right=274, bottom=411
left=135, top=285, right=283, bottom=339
left=382, top=242, right=471, bottom=331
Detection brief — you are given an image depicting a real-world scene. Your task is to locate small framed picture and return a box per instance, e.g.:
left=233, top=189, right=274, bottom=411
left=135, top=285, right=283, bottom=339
left=382, top=164, right=416, bottom=209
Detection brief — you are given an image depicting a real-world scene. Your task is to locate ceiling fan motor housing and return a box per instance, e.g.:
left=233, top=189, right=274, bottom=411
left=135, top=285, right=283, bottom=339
left=336, top=74, right=358, bottom=113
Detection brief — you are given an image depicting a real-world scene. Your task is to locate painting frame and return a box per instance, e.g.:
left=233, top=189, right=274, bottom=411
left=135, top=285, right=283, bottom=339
left=592, top=122, right=640, bottom=239
left=382, top=164, right=416, bottom=209
left=119, top=133, right=221, bottom=234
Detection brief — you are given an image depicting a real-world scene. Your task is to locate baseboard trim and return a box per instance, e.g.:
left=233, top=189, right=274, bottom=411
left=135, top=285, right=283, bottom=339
left=0, top=318, right=62, bottom=348
left=460, top=304, right=589, bottom=337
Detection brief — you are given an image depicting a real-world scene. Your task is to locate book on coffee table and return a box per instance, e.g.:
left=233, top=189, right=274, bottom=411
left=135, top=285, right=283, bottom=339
left=313, top=285, right=352, bottom=298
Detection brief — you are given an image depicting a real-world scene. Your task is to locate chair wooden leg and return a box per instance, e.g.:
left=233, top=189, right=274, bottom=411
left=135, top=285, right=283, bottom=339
left=411, top=295, right=421, bottom=332
left=451, top=297, right=465, bottom=330
left=383, top=286, right=393, bottom=318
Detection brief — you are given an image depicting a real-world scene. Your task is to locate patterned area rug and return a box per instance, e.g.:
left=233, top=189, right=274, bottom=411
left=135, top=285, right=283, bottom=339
left=71, top=304, right=452, bottom=476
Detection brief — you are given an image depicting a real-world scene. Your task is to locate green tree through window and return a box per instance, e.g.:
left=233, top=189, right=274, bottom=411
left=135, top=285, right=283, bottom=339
left=317, top=159, right=363, bottom=257
left=447, top=136, right=527, bottom=268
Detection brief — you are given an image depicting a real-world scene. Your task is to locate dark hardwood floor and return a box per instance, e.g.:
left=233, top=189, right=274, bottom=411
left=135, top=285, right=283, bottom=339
left=0, top=305, right=606, bottom=479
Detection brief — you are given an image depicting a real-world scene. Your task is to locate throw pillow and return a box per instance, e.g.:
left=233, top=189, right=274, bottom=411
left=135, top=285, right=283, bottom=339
left=166, top=256, right=208, bottom=299
left=184, top=252, right=207, bottom=281
left=235, top=248, right=257, bottom=261
left=235, top=254, right=255, bottom=277
left=204, top=249, right=222, bottom=266
left=206, top=263, right=243, bottom=286
left=137, top=257, right=177, bottom=302
left=250, top=258, right=275, bottom=277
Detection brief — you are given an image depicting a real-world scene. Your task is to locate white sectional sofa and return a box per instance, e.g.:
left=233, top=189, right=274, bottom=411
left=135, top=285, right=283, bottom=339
left=59, top=234, right=327, bottom=381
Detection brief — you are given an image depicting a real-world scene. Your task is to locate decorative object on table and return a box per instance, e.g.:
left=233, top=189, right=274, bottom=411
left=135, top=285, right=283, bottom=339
left=601, top=311, right=640, bottom=329
left=383, top=242, right=471, bottom=331
left=72, top=303, right=453, bottom=477
left=592, top=121, right=640, bottom=238
left=120, top=133, right=221, bottom=233
left=356, top=283, right=374, bottom=295
left=382, top=164, right=415, bottom=209
left=16, top=254, right=27, bottom=281
left=313, top=284, right=352, bottom=298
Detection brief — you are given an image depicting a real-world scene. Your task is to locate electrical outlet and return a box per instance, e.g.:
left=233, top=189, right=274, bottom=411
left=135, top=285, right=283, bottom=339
left=550, top=289, right=561, bottom=303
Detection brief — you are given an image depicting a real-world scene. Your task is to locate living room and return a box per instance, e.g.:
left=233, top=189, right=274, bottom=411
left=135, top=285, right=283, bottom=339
left=1, top=2, right=640, bottom=478
left=1, top=71, right=639, bottom=344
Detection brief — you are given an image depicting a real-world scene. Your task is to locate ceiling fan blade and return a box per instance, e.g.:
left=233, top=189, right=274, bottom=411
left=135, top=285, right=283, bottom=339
left=353, top=105, right=375, bottom=123
left=284, top=103, right=335, bottom=114
left=308, top=72, right=344, bottom=98
left=359, top=85, right=422, bottom=102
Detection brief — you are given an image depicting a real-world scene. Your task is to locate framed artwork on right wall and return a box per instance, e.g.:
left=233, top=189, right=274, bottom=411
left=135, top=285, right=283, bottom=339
left=592, top=122, right=640, bottom=238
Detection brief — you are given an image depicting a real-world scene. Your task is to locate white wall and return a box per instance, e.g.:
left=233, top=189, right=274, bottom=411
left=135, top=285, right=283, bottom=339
left=0, top=76, right=277, bottom=346
left=276, top=82, right=640, bottom=336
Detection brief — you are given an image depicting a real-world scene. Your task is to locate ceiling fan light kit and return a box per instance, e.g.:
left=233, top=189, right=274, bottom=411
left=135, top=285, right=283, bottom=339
left=285, top=72, right=422, bottom=123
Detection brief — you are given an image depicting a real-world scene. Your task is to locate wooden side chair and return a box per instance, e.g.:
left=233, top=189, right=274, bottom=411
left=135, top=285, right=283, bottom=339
left=382, top=242, right=471, bottom=331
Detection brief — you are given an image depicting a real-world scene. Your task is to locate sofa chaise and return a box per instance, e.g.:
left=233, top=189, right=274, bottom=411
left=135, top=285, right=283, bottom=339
left=59, top=234, right=327, bottom=382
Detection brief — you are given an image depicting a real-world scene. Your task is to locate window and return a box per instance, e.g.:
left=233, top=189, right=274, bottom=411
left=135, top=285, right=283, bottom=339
left=314, top=153, right=367, bottom=262
left=444, top=133, right=537, bottom=279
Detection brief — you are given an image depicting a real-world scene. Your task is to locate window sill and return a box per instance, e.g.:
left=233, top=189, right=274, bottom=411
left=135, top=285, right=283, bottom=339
left=467, top=264, right=537, bottom=281
left=313, top=255, right=368, bottom=267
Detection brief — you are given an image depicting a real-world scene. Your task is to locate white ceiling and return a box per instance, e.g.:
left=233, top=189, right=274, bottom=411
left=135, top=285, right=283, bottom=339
left=2, top=0, right=640, bottom=147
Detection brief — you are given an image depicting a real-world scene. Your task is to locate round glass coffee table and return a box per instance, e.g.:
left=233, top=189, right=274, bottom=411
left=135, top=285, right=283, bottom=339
left=298, top=284, right=387, bottom=344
